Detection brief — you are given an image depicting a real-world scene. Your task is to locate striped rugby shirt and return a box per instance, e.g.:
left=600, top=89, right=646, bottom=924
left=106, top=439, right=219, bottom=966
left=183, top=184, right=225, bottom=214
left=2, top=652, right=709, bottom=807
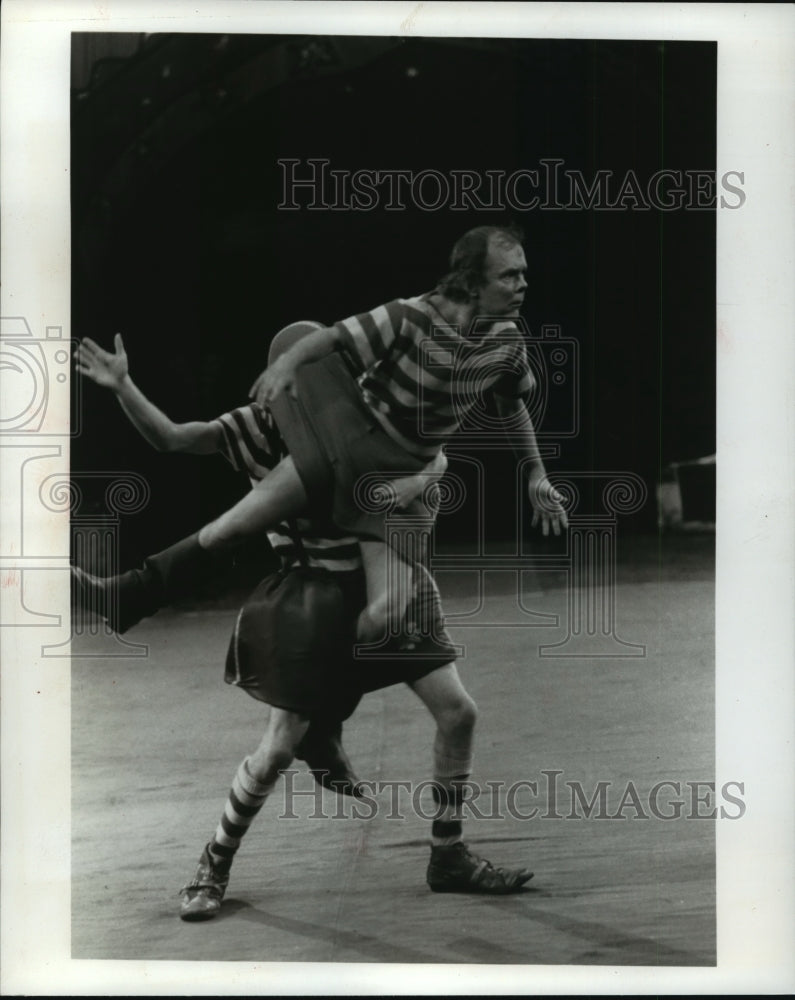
left=333, top=293, right=535, bottom=458
left=211, top=402, right=362, bottom=572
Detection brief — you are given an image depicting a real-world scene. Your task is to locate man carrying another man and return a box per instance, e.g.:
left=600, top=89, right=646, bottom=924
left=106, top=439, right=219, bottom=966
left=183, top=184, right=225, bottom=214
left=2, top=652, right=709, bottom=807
left=73, top=316, right=536, bottom=920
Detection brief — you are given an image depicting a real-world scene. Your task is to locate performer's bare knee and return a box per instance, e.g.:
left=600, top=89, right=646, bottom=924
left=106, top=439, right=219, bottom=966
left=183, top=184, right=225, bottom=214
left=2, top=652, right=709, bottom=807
left=248, top=710, right=309, bottom=780
left=437, top=693, right=478, bottom=743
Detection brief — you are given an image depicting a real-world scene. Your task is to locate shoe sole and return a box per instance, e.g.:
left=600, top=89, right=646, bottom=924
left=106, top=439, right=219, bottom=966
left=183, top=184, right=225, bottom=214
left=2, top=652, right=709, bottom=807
left=427, top=872, right=534, bottom=894
left=180, top=905, right=221, bottom=922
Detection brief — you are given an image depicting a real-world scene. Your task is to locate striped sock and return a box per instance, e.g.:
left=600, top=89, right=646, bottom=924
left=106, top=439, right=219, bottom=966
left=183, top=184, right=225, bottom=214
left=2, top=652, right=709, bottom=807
left=430, top=733, right=473, bottom=848
left=208, top=757, right=275, bottom=870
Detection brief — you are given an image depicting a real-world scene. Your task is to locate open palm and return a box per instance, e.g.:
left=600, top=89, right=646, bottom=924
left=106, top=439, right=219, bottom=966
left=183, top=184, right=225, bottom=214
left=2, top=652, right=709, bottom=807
left=527, top=472, right=569, bottom=537
left=74, top=334, right=129, bottom=389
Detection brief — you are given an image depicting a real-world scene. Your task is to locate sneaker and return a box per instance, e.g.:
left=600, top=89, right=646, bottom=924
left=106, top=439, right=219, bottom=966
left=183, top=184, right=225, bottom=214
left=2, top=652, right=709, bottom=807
left=426, top=841, right=533, bottom=894
left=179, top=844, right=230, bottom=921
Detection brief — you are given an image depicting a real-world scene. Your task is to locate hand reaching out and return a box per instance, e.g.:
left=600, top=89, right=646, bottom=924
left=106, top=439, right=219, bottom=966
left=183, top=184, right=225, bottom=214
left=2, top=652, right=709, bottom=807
left=527, top=472, right=569, bottom=537
left=74, top=334, right=129, bottom=391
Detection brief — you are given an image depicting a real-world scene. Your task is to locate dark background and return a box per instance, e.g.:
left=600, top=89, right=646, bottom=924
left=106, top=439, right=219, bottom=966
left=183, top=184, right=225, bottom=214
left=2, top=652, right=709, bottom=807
left=70, top=33, right=716, bottom=567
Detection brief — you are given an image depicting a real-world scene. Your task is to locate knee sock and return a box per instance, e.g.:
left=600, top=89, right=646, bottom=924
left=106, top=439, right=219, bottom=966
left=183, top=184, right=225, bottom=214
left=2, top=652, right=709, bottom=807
left=430, top=732, right=473, bottom=848
left=208, top=757, right=275, bottom=871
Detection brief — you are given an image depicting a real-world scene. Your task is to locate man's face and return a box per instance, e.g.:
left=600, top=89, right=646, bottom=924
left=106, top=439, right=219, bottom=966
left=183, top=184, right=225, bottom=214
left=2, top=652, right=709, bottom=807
left=473, top=239, right=528, bottom=318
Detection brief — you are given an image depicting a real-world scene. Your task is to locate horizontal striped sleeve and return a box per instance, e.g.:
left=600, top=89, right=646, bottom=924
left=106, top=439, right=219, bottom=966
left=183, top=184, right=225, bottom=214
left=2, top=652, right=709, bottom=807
left=232, top=408, right=279, bottom=467
left=333, top=299, right=406, bottom=373
left=363, top=303, right=399, bottom=352
left=257, top=404, right=289, bottom=458
left=335, top=314, right=376, bottom=372
left=212, top=415, right=247, bottom=472
left=212, top=404, right=285, bottom=481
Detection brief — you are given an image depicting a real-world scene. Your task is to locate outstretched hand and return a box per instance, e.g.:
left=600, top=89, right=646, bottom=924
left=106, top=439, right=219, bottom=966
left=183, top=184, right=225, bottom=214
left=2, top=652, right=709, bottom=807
left=74, top=334, right=129, bottom=390
left=527, top=473, right=569, bottom=536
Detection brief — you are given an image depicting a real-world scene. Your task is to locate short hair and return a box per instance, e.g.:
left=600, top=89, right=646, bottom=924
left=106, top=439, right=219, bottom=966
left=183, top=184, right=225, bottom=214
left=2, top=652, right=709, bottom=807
left=437, top=224, right=525, bottom=303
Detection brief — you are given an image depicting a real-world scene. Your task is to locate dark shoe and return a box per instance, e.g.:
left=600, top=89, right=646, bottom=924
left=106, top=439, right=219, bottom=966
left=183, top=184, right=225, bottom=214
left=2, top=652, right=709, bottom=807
left=71, top=565, right=157, bottom=634
left=179, top=844, right=230, bottom=921
left=72, top=532, right=232, bottom=634
left=295, top=720, right=363, bottom=799
left=426, top=842, right=533, bottom=894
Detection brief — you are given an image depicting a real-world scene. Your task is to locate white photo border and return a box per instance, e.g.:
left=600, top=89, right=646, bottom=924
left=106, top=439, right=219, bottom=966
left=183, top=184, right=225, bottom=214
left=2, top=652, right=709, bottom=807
left=1, top=1, right=793, bottom=995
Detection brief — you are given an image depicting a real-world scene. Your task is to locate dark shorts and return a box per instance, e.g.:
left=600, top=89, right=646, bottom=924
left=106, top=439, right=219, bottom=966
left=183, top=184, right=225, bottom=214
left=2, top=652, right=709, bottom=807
left=268, top=353, right=432, bottom=552
left=225, top=565, right=457, bottom=718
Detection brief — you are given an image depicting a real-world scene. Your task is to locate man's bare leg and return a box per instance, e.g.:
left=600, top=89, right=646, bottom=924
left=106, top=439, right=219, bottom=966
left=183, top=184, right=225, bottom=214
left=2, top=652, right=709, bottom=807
left=355, top=453, right=446, bottom=645
left=199, top=455, right=309, bottom=550
left=410, top=664, right=477, bottom=786
left=356, top=540, right=415, bottom=643
left=247, top=706, right=310, bottom=781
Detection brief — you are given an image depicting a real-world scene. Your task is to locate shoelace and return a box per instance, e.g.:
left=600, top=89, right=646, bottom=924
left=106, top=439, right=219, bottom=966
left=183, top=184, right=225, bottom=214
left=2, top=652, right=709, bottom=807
left=461, top=848, right=522, bottom=885
left=179, top=877, right=225, bottom=896
left=179, top=862, right=228, bottom=895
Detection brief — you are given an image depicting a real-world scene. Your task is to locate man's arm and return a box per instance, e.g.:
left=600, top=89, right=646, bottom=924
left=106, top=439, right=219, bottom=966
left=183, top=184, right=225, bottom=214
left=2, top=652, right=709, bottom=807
left=494, top=393, right=568, bottom=536
left=74, top=334, right=224, bottom=454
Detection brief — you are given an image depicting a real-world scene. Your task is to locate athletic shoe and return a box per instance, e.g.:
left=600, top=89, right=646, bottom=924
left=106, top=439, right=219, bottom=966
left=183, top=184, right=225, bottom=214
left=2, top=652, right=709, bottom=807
left=426, top=841, right=533, bottom=894
left=179, top=844, right=230, bottom=921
